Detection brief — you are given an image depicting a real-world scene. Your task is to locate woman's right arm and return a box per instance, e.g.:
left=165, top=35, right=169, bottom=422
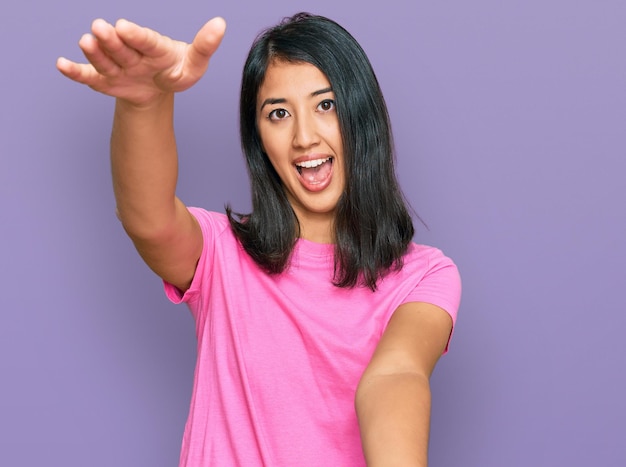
left=57, top=17, right=226, bottom=291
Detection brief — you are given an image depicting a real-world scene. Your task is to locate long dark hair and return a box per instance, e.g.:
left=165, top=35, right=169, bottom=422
left=226, top=12, right=415, bottom=290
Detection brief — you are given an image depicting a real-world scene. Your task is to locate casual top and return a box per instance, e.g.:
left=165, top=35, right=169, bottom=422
left=165, top=208, right=462, bottom=467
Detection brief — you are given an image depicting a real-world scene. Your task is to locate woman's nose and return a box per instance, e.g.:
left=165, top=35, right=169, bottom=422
left=292, top=114, right=320, bottom=149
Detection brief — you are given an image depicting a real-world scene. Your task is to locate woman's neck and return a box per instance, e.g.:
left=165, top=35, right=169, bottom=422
left=296, top=213, right=335, bottom=244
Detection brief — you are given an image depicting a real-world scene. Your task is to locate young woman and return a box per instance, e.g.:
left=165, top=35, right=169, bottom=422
left=57, top=12, right=461, bottom=467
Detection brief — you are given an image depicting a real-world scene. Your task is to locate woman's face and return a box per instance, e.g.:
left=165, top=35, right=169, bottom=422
left=256, top=60, right=345, bottom=241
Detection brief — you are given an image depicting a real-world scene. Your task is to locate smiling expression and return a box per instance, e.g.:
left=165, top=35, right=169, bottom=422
left=256, top=60, right=345, bottom=242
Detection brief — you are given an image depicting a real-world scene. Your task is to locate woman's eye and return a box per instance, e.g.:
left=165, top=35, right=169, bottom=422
left=318, top=99, right=335, bottom=112
left=269, top=108, right=289, bottom=120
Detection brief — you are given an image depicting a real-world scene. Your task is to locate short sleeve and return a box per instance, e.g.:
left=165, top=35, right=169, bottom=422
left=403, top=248, right=462, bottom=351
left=163, top=207, right=226, bottom=306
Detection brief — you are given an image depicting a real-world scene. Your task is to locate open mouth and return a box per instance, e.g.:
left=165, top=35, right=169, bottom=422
left=293, top=156, right=334, bottom=192
left=295, top=156, right=333, bottom=177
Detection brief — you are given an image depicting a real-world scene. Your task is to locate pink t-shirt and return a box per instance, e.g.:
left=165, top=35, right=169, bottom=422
left=165, top=208, right=461, bottom=466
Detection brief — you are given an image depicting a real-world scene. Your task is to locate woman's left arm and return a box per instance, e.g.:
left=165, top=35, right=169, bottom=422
left=355, top=301, right=453, bottom=467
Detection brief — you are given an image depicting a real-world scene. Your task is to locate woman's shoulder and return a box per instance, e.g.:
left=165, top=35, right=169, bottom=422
left=405, top=242, right=456, bottom=266
left=184, top=207, right=239, bottom=251
left=400, top=242, right=462, bottom=324
left=401, top=242, right=461, bottom=288
left=187, top=207, right=230, bottom=231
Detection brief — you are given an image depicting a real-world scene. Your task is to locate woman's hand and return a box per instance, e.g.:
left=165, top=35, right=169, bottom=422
left=56, top=17, right=226, bottom=107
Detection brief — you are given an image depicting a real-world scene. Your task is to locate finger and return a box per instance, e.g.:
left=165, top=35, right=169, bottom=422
left=114, top=18, right=173, bottom=59
left=79, top=32, right=121, bottom=76
left=56, top=56, right=103, bottom=87
left=186, top=17, right=227, bottom=72
left=91, top=18, right=143, bottom=69
left=56, top=56, right=82, bottom=79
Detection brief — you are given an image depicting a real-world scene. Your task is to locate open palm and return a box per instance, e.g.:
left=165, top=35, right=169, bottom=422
left=57, top=17, right=226, bottom=106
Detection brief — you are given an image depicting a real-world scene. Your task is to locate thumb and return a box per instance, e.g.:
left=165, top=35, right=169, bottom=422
left=186, top=17, right=227, bottom=70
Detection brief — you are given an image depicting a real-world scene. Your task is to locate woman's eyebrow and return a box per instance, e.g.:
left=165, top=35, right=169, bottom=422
left=259, top=97, right=286, bottom=110
left=311, top=86, right=333, bottom=97
left=259, top=87, right=334, bottom=111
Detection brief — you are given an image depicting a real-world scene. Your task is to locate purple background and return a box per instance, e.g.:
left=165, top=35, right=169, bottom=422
left=2, top=0, right=625, bottom=465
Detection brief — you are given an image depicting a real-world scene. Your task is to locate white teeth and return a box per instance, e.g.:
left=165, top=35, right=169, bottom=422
left=295, top=157, right=331, bottom=168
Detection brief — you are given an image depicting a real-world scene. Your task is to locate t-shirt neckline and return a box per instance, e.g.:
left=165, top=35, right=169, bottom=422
left=294, top=238, right=334, bottom=258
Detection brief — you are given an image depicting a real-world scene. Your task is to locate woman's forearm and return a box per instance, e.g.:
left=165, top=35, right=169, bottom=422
left=356, top=372, right=432, bottom=467
left=110, top=93, right=180, bottom=240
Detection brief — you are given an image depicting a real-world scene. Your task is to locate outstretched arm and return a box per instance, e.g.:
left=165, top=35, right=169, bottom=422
left=57, top=18, right=226, bottom=291
left=356, top=302, right=453, bottom=467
